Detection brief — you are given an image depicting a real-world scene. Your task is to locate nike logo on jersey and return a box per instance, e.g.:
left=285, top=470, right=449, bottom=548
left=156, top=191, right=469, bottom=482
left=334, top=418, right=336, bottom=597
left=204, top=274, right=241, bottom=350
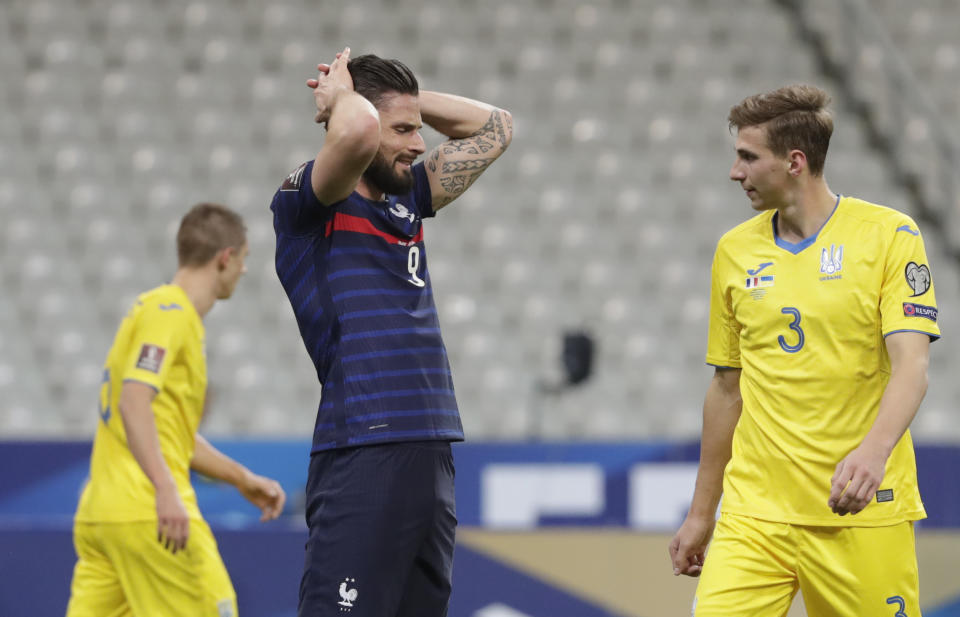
left=896, top=225, right=919, bottom=236
left=747, top=262, right=774, bottom=275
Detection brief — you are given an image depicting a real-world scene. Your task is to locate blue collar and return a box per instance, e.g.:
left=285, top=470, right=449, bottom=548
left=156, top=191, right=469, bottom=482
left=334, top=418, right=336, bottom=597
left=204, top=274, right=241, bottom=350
left=773, top=194, right=841, bottom=255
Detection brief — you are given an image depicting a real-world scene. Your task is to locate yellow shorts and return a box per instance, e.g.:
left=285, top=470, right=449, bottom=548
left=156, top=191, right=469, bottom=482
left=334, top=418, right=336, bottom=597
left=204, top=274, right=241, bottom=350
left=67, top=519, right=237, bottom=617
left=694, top=513, right=921, bottom=617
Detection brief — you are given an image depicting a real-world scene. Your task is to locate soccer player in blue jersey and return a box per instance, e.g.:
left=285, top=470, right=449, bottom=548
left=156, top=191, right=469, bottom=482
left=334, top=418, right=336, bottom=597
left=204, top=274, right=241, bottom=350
left=669, top=85, right=939, bottom=616
left=270, top=47, right=512, bottom=617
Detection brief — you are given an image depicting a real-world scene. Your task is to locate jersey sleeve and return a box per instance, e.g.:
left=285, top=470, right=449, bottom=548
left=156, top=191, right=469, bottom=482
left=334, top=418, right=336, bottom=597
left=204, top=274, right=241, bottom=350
left=705, top=244, right=742, bottom=367
left=120, top=303, right=189, bottom=391
left=880, top=217, right=940, bottom=339
left=410, top=162, right=435, bottom=219
left=270, top=160, right=335, bottom=234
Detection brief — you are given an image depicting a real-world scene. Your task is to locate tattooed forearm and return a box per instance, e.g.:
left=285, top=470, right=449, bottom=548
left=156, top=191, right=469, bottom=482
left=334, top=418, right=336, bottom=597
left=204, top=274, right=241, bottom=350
left=438, top=171, right=484, bottom=197
left=441, top=137, right=494, bottom=155
left=483, top=110, right=511, bottom=148
left=441, top=158, right=495, bottom=173
left=426, top=107, right=512, bottom=210
left=439, top=110, right=511, bottom=156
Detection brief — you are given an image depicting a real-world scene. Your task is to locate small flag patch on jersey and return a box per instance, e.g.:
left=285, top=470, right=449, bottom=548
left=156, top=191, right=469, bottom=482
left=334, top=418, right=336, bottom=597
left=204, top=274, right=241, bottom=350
left=745, top=275, right=774, bottom=289
left=876, top=489, right=894, bottom=503
left=903, top=302, right=938, bottom=322
left=136, top=344, right=166, bottom=373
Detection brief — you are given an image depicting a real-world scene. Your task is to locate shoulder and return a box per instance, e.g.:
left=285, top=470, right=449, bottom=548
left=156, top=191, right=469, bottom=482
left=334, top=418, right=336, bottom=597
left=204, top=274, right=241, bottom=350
left=837, top=196, right=920, bottom=234
left=273, top=160, right=343, bottom=232
left=134, top=286, right=193, bottom=326
left=280, top=160, right=313, bottom=192
left=716, top=211, right=772, bottom=253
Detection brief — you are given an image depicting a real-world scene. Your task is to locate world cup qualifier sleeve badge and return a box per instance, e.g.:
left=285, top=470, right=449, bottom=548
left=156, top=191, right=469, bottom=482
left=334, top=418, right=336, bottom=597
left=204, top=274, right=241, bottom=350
left=904, top=262, right=932, bottom=297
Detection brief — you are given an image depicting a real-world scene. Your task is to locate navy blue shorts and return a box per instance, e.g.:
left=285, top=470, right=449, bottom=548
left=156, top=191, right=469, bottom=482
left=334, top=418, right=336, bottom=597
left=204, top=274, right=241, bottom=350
left=298, top=441, right=456, bottom=617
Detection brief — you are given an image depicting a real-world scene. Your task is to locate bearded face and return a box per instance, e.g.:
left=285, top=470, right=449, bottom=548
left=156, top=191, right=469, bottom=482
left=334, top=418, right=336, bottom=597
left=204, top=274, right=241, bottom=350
left=362, top=150, right=415, bottom=196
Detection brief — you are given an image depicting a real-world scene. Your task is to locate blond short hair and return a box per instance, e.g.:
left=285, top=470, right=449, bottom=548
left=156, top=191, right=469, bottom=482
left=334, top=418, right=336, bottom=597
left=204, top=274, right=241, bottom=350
left=728, top=84, right=834, bottom=176
left=176, top=203, right=246, bottom=267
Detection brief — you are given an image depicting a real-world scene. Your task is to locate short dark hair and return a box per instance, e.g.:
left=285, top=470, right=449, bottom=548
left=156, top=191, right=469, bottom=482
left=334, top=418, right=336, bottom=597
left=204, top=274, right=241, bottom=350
left=728, top=84, right=834, bottom=176
left=347, top=54, right=419, bottom=108
left=176, top=203, right=246, bottom=267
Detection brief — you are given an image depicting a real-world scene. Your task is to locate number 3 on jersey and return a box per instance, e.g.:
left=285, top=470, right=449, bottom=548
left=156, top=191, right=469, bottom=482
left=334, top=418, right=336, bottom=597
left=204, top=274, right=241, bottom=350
left=778, top=307, right=805, bottom=353
left=886, top=596, right=907, bottom=617
left=98, top=368, right=112, bottom=423
left=407, top=246, right=425, bottom=287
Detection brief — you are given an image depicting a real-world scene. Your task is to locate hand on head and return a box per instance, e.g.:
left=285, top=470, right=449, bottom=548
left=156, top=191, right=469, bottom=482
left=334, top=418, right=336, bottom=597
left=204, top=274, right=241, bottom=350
left=307, top=47, right=353, bottom=125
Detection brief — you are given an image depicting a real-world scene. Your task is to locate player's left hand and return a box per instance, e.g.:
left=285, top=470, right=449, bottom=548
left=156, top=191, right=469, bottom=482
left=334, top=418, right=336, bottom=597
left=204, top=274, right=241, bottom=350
left=239, top=472, right=287, bottom=522
left=307, top=47, right=353, bottom=125
left=828, top=443, right=888, bottom=516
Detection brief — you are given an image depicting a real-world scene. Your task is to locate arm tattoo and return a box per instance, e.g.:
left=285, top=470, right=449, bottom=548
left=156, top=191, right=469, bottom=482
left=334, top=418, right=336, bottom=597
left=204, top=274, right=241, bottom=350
left=485, top=110, right=511, bottom=148
left=441, top=159, right=492, bottom=173
left=441, top=137, right=494, bottom=155
left=440, top=111, right=510, bottom=155
left=430, top=109, right=511, bottom=208
left=439, top=171, right=484, bottom=196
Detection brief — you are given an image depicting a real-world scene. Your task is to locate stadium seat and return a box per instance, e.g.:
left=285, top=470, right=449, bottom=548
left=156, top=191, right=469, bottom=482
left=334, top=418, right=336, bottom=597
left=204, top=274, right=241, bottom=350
left=2, top=0, right=959, bottom=442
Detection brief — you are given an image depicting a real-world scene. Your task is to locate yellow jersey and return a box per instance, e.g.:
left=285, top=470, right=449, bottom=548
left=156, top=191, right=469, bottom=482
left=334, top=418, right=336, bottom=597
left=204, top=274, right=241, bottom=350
left=76, top=284, right=207, bottom=522
left=706, top=196, right=940, bottom=526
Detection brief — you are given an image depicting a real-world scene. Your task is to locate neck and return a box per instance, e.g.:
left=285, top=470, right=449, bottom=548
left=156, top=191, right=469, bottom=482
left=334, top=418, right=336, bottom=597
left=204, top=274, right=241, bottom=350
left=170, top=267, right=217, bottom=318
left=775, top=176, right=837, bottom=242
left=355, top=177, right=385, bottom=201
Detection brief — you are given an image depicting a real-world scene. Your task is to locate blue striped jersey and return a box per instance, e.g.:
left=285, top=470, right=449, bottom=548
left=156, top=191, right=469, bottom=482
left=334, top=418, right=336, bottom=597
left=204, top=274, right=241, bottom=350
left=270, top=160, right=464, bottom=453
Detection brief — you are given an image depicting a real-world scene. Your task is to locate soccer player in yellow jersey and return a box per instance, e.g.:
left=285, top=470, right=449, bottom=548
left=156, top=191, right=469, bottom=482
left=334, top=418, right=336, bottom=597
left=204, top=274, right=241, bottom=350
left=67, top=203, right=287, bottom=617
left=669, top=85, right=940, bottom=617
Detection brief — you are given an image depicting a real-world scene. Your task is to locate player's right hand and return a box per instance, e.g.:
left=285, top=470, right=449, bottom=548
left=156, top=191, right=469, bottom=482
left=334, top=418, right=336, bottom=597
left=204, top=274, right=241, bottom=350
left=156, top=483, right=190, bottom=554
left=307, top=47, right=354, bottom=125
left=668, top=514, right=715, bottom=577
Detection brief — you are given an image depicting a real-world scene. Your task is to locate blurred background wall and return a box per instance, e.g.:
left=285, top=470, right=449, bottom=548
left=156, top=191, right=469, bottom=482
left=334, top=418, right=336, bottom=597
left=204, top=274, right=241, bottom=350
left=1, top=0, right=959, bottom=615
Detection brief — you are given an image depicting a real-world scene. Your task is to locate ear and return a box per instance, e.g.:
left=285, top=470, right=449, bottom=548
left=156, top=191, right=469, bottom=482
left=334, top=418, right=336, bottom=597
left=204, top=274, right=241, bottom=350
left=216, top=246, right=234, bottom=271
left=787, top=149, right=807, bottom=177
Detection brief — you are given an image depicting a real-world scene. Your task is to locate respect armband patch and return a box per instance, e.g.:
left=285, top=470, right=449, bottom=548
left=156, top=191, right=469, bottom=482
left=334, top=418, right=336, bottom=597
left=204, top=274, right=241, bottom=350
left=902, top=302, right=938, bottom=322
left=135, top=344, right=166, bottom=373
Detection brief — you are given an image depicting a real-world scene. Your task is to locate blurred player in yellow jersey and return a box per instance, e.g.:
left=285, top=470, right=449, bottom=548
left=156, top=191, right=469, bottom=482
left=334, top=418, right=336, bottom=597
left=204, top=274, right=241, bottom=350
left=67, top=203, right=287, bottom=617
left=669, top=85, right=939, bottom=617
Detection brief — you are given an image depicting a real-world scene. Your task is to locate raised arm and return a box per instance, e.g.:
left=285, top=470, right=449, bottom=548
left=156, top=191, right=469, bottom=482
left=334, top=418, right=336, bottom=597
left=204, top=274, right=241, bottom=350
left=420, top=91, right=513, bottom=211
left=307, top=47, right=381, bottom=206
left=191, top=435, right=286, bottom=522
left=117, top=380, right=189, bottom=553
left=669, top=367, right=742, bottom=577
left=828, top=331, right=930, bottom=516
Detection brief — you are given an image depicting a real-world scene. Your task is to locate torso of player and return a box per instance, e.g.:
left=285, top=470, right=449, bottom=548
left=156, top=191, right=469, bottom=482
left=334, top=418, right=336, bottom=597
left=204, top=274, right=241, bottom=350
left=711, top=197, right=932, bottom=526
left=76, top=285, right=206, bottom=522
left=730, top=210, right=885, bottom=393
left=272, top=162, right=464, bottom=453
